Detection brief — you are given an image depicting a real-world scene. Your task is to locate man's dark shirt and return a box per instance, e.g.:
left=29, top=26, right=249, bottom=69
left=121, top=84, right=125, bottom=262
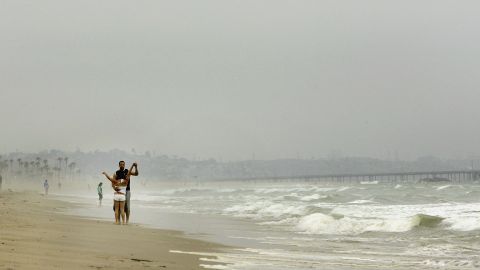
left=115, top=169, right=131, bottom=191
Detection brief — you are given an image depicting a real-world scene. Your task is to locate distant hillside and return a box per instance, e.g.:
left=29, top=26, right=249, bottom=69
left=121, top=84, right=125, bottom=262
left=0, top=150, right=475, bottom=181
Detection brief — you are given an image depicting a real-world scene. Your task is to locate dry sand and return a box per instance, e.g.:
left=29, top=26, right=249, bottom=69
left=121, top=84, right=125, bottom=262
left=0, top=190, right=227, bottom=270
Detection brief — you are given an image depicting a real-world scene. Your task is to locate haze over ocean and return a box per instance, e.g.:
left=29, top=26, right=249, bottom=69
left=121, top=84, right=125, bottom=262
left=2, top=1, right=480, bottom=160
left=2, top=1, right=480, bottom=269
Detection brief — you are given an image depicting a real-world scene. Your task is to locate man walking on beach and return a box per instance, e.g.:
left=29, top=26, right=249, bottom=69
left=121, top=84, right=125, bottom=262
left=0, top=174, right=2, bottom=191
left=43, top=179, right=49, bottom=195
left=113, top=161, right=138, bottom=224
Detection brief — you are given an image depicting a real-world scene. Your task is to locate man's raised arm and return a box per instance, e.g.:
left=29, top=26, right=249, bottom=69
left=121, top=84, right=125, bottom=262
left=131, top=162, right=139, bottom=176
left=125, top=163, right=136, bottom=183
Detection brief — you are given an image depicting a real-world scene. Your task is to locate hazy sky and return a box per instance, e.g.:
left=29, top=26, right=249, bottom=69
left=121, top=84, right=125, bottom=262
left=1, top=1, right=480, bottom=160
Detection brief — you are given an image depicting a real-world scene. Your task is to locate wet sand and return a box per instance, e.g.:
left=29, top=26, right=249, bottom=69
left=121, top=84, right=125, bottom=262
left=0, top=190, right=226, bottom=270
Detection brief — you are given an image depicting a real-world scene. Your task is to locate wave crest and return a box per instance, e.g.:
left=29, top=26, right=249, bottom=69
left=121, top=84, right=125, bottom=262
left=296, top=213, right=444, bottom=235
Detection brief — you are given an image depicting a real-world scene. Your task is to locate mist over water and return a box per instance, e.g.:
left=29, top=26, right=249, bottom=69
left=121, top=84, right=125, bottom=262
left=3, top=1, right=480, bottom=269
left=3, top=1, right=480, bottom=160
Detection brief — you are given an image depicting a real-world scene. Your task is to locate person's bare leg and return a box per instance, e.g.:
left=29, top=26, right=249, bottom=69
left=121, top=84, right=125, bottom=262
left=114, top=201, right=120, bottom=224
left=125, top=193, right=130, bottom=224
left=119, top=201, right=126, bottom=224
left=126, top=205, right=129, bottom=224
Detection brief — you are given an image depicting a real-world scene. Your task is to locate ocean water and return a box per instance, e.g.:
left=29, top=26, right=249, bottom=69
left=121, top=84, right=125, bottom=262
left=54, top=180, right=480, bottom=269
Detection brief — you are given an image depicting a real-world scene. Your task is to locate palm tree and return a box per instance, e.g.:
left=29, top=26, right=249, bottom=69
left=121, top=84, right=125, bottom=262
left=44, top=165, right=50, bottom=176
left=18, top=160, right=24, bottom=175
left=35, top=160, right=41, bottom=173
left=68, top=162, right=76, bottom=179
left=53, top=167, right=60, bottom=178
left=35, top=157, right=41, bottom=171
left=0, top=160, right=7, bottom=173
left=24, top=162, right=29, bottom=174
left=64, top=157, right=69, bottom=179
left=57, top=157, right=63, bottom=179
left=17, top=158, right=22, bottom=170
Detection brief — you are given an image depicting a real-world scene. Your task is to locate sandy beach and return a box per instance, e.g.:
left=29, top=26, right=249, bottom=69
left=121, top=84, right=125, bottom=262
left=0, top=190, right=226, bottom=270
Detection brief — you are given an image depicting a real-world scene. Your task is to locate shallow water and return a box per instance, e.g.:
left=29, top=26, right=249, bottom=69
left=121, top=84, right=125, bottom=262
left=54, top=180, right=480, bottom=269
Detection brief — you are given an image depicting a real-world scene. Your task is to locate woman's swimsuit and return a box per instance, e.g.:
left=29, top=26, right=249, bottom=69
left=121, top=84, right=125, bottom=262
left=113, top=181, right=127, bottom=202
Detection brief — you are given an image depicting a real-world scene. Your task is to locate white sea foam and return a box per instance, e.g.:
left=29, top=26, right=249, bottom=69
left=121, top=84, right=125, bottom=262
left=258, top=204, right=306, bottom=218
left=360, top=181, right=379, bottom=185
left=296, top=213, right=443, bottom=235
left=300, top=194, right=324, bottom=201
left=296, top=213, right=412, bottom=235
left=421, top=259, right=476, bottom=268
left=223, top=201, right=307, bottom=219
left=281, top=192, right=300, bottom=199
left=436, top=185, right=452, bottom=190
left=444, top=216, right=480, bottom=231
left=258, top=217, right=299, bottom=226
left=337, top=186, right=351, bottom=192
left=199, top=264, right=229, bottom=269
left=254, top=188, right=285, bottom=194
left=348, top=199, right=375, bottom=204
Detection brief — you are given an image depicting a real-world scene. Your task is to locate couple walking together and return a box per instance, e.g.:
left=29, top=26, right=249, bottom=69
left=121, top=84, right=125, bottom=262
left=102, top=161, right=139, bottom=225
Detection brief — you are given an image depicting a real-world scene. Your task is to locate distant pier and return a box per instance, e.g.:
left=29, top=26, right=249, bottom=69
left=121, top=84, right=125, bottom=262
left=238, top=170, right=480, bottom=183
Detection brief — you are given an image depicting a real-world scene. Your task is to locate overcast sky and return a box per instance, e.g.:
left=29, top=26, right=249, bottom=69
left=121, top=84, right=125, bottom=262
left=1, top=1, right=480, bottom=160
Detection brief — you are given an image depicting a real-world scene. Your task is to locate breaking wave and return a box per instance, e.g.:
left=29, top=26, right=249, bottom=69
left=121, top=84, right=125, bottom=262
left=296, top=213, right=444, bottom=235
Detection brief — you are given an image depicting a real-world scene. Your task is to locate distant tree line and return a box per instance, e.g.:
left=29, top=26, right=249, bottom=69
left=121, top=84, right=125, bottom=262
left=0, top=149, right=476, bottom=181
left=0, top=154, right=79, bottom=182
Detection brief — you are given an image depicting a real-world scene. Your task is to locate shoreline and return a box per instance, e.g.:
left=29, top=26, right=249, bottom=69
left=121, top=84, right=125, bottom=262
left=0, top=190, right=228, bottom=270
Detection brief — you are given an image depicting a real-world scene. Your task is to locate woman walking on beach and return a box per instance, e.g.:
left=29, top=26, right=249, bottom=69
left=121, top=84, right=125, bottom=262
left=102, top=163, right=135, bottom=224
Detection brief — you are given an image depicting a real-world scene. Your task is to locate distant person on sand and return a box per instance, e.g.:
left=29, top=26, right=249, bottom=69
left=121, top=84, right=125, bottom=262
left=0, top=174, right=2, bottom=191
left=43, top=179, right=49, bottom=195
left=58, top=182, right=62, bottom=190
left=110, top=161, right=138, bottom=224
left=97, top=182, right=103, bottom=206
left=102, top=163, right=136, bottom=225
